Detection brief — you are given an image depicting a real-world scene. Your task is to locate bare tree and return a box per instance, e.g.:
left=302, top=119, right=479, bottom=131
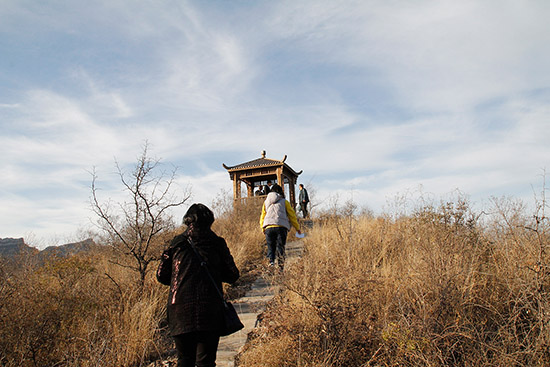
left=90, top=143, right=191, bottom=287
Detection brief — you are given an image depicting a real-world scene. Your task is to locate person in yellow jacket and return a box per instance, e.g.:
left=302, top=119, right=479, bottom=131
left=259, top=183, right=301, bottom=270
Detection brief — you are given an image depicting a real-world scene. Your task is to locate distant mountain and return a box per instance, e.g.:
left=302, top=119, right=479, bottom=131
left=39, top=238, right=98, bottom=259
left=0, top=237, right=99, bottom=260
left=0, top=238, right=38, bottom=258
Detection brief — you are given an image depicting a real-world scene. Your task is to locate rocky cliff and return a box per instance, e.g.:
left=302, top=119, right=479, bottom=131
left=0, top=238, right=38, bottom=257
left=39, top=238, right=98, bottom=258
left=0, top=237, right=98, bottom=259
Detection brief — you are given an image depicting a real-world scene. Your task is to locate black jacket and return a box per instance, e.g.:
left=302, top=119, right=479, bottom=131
left=157, top=228, right=239, bottom=336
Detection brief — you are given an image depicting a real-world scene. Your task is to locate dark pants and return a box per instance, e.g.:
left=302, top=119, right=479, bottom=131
left=300, top=202, right=308, bottom=218
left=265, top=226, right=288, bottom=268
left=173, top=331, right=220, bottom=367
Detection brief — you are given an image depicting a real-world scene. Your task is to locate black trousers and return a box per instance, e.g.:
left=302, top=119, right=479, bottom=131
left=265, top=226, right=288, bottom=268
left=300, top=202, right=308, bottom=218
left=173, top=331, right=220, bottom=367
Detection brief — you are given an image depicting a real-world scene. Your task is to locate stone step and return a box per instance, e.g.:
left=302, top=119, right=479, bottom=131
left=215, top=272, right=281, bottom=366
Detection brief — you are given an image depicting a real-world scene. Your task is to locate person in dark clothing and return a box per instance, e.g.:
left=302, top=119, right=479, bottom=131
left=255, top=185, right=266, bottom=196
left=258, top=185, right=266, bottom=196
left=157, top=203, right=240, bottom=367
left=265, top=180, right=273, bottom=194
left=298, top=184, right=310, bottom=218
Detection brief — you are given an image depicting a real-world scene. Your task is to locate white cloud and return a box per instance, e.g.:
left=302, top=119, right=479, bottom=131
left=263, top=1, right=550, bottom=112
left=1, top=0, right=549, bottom=241
left=0, top=190, right=92, bottom=245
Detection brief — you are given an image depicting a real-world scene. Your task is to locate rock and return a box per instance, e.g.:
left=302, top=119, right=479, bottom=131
left=39, top=238, right=98, bottom=259
left=0, top=238, right=36, bottom=257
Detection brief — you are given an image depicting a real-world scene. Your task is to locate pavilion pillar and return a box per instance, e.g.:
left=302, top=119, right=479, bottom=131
left=276, top=167, right=283, bottom=187
left=289, top=177, right=296, bottom=209
left=233, top=173, right=241, bottom=200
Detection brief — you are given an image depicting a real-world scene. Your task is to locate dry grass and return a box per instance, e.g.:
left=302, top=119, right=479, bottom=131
left=213, top=199, right=265, bottom=271
left=212, top=198, right=266, bottom=298
left=0, top=199, right=265, bottom=367
left=0, top=251, right=169, bottom=367
left=238, top=196, right=550, bottom=366
left=4, top=193, right=548, bottom=366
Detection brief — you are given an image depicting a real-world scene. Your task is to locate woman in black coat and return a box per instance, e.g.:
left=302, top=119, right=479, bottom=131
left=157, top=203, right=240, bottom=367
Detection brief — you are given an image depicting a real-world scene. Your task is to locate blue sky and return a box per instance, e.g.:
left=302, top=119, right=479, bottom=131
left=1, top=1, right=549, bottom=247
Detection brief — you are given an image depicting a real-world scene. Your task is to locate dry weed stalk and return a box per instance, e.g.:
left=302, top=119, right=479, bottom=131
left=0, top=251, right=170, bottom=367
left=0, top=194, right=265, bottom=367
left=238, top=195, right=550, bottom=366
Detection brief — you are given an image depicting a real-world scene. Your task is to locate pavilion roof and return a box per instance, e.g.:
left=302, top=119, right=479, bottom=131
left=223, top=152, right=302, bottom=176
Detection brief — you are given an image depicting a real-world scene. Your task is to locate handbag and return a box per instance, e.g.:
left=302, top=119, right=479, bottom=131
left=187, top=237, right=244, bottom=336
left=219, top=300, right=245, bottom=336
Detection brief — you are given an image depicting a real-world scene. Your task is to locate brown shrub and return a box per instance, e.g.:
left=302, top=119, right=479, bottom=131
left=212, top=198, right=265, bottom=281
left=0, top=251, right=168, bottom=367
left=238, top=196, right=550, bottom=366
left=0, top=196, right=266, bottom=367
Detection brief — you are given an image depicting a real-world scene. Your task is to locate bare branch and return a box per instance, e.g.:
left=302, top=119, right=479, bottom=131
left=89, top=142, right=190, bottom=289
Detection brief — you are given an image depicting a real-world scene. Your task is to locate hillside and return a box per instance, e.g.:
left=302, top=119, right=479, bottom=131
left=0, top=200, right=265, bottom=367
left=0, top=238, right=38, bottom=258
left=0, top=237, right=98, bottom=260
left=39, top=238, right=98, bottom=259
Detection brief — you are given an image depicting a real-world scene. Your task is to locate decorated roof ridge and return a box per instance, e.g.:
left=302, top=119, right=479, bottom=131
left=223, top=150, right=287, bottom=171
left=222, top=156, right=285, bottom=170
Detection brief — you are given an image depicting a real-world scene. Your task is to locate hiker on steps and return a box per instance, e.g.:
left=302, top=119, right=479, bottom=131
left=156, top=203, right=240, bottom=367
left=259, top=184, right=301, bottom=270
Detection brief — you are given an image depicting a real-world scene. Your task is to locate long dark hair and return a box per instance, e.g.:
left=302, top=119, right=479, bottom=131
left=183, top=203, right=215, bottom=229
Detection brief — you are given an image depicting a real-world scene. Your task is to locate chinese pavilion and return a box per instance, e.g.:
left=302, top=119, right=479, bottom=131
left=222, top=151, right=302, bottom=207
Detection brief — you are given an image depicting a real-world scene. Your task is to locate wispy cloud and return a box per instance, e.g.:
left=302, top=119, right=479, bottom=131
left=1, top=0, right=549, bottom=244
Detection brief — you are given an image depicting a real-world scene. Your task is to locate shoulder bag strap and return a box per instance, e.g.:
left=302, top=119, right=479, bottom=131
left=187, top=237, right=225, bottom=302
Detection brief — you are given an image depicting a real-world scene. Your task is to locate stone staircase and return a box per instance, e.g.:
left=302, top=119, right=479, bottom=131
left=216, top=240, right=303, bottom=366
left=216, top=275, right=279, bottom=366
